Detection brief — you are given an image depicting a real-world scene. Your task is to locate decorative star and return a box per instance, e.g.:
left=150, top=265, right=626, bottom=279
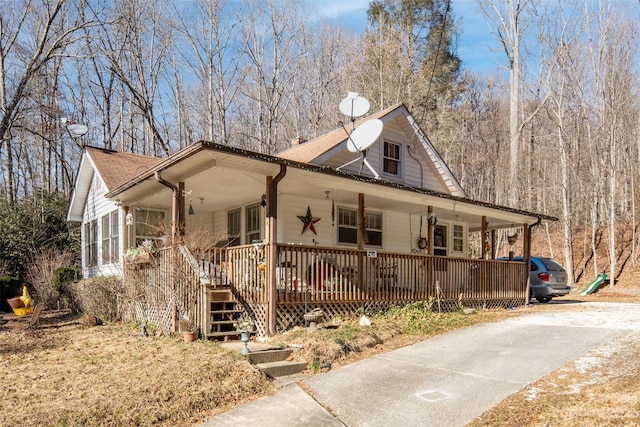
left=297, top=206, right=320, bottom=235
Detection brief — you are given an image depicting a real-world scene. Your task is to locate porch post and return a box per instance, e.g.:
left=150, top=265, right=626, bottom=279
left=266, top=176, right=276, bottom=335
left=481, top=216, right=488, bottom=300
left=491, top=229, right=496, bottom=260
left=357, top=193, right=365, bottom=291
left=481, top=216, right=489, bottom=259
left=123, top=206, right=131, bottom=250
left=267, top=163, right=287, bottom=335
left=427, top=206, right=434, bottom=255
left=178, top=182, right=185, bottom=240
left=523, top=222, right=532, bottom=304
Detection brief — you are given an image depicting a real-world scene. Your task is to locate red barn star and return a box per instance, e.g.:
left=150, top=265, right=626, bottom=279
left=297, top=206, right=320, bottom=235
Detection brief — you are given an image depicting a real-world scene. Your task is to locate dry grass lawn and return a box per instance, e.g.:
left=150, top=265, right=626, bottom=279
left=1, top=287, right=639, bottom=426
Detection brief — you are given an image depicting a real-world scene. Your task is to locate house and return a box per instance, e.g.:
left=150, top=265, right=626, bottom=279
left=67, top=104, right=556, bottom=337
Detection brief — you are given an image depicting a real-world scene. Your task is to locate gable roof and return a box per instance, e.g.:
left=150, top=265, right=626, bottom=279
left=87, top=147, right=162, bottom=190
left=67, top=147, right=161, bottom=221
left=278, top=104, right=401, bottom=163
left=277, top=104, right=466, bottom=197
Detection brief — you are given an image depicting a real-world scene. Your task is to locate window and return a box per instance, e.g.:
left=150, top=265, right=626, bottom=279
left=453, top=224, right=464, bottom=252
left=433, top=224, right=447, bottom=256
left=135, top=209, right=165, bottom=246
left=245, top=204, right=261, bottom=243
left=101, top=211, right=120, bottom=264
left=84, top=219, right=98, bottom=267
left=227, top=209, right=241, bottom=246
left=337, top=207, right=382, bottom=246
left=338, top=208, right=357, bottom=244
left=383, top=141, right=401, bottom=176
left=365, top=211, right=383, bottom=246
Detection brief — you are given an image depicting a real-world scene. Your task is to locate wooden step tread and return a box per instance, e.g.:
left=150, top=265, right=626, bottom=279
left=206, top=331, right=241, bottom=338
left=210, top=320, right=237, bottom=325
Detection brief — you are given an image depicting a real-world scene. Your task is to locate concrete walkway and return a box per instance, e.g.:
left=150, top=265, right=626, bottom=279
left=202, top=302, right=640, bottom=427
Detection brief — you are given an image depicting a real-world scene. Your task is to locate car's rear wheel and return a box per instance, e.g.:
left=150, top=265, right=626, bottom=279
left=536, top=296, right=552, bottom=303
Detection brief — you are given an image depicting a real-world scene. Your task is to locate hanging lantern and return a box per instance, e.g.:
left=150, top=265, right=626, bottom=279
left=508, top=233, right=518, bottom=246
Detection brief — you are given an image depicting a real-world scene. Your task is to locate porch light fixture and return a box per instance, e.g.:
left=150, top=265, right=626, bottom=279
left=260, top=193, right=267, bottom=208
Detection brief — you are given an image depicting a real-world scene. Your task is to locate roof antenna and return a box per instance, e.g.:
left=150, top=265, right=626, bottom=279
left=336, top=92, right=383, bottom=179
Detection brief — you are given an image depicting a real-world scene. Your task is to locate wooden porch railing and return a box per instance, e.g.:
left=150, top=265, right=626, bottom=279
left=122, top=245, right=214, bottom=334
left=122, top=243, right=528, bottom=336
left=215, top=244, right=527, bottom=306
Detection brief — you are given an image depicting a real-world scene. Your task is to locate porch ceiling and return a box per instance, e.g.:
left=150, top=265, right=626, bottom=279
left=108, top=142, right=555, bottom=232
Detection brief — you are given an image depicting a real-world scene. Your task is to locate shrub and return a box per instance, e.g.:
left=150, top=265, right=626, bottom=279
left=67, top=276, right=123, bottom=322
left=51, top=267, right=82, bottom=310
left=26, top=248, right=75, bottom=309
left=0, top=275, right=22, bottom=312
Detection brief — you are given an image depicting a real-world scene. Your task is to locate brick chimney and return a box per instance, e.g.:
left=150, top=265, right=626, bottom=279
left=290, top=136, right=306, bottom=147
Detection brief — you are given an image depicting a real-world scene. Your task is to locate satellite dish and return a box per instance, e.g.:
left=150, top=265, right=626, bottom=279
left=346, top=119, right=383, bottom=153
left=339, top=92, right=370, bottom=119
left=66, top=124, right=89, bottom=138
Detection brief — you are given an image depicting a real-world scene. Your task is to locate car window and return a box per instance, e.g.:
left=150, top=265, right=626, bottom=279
left=539, top=258, right=564, bottom=271
left=530, top=261, right=538, bottom=271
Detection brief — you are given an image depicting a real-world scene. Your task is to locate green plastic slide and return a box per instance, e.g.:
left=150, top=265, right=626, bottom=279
left=579, top=273, right=607, bottom=296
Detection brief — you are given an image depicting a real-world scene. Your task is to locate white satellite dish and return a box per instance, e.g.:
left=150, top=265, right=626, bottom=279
left=337, top=118, right=384, bottom=179
left=66, top=123, right=89, bottom=138
left=346, top=119, right=383, bottom=153
left=339, top=92, right=370, bottom=119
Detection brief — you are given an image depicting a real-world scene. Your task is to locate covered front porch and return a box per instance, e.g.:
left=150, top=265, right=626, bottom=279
left=111, top=143, right=552, bottom=337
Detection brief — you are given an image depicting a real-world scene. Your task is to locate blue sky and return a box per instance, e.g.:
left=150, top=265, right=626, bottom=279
left=306, top=0, right=500, bottom=74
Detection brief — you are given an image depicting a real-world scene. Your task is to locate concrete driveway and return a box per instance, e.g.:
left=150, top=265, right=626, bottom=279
left=203, top=302, right=640, bottom=427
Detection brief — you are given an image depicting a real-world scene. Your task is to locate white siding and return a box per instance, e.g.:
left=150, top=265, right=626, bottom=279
left=184, top=210, right=216, bottom=242
left=321, top=119, right=451, bottom=193
left=281, top=195, right=335, bottom=247
left=82, top=173, right=123, bottom=278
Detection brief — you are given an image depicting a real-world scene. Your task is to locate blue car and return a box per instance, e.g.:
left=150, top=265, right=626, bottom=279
left=499, top=256, right=571, bottom=303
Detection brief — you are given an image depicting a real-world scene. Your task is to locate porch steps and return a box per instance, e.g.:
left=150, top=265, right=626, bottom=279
left=254, top=360, right=307, bottom=378
left=249, top=348, right=306, bottom=378
left=247, top=348, right=293, bottom=364
left=208, top=288, right=243, bottom=341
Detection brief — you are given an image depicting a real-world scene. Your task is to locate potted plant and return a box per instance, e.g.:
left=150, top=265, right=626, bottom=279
left=178, top=318, right=199, bottom=343
left=125, top=240, right=157, bottom=264
left=234, top=316, right=255, bottom=354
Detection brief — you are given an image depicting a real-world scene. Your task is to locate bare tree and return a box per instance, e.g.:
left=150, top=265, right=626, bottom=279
left=96, top=0, right=175, bottom=156
left=173, top=0, right=247, bottom=146
left=0, top=0, right=98, bottom=201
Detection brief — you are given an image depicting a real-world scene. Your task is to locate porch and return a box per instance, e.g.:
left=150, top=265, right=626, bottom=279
left=121, top=243, right=527, bottom=338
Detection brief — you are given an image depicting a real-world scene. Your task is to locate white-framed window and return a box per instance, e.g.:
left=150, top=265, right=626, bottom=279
left=337, top=207, right=382, bottom=247
left=245, top=204, right=261, bottom=243
left=383, top=141, right=401, bottom=176
left=433, top=224, right=447, bottom=256
left=227, top=208, right=241, bottom=246
left=134, top=208, right=166, bottom=247
left=84, top=219, right=98, bottom=267
left=101, top=210, right=120, bottom=264
left=453, top=224, right=464, bottom=253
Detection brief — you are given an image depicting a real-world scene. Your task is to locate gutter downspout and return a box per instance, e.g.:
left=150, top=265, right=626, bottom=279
left=525, top=217, right=543, bottom=304
left=154, top=171, right=179, bottom=243
left=154, top=171, right=180, bottom=332
left=268, top=163, right=287, bottom=335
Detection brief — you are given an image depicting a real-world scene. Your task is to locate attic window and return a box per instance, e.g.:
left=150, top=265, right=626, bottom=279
left=383, top=141, right=401, bottom=176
